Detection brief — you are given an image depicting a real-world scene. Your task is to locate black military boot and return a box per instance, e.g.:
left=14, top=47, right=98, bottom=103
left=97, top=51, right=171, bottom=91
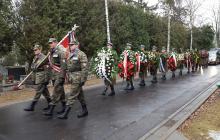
left=57, top=101, right=66, bottom=114
left=127, top=80, right=134, bottom=90
left=124, top=82, right=130, bottom=90
left=57, top=106, right=71, bottom=120
left=139, top=80, right=146, bottom=86
left=151, top=76, right=157, bottom=83
left=43, top=98, right=51, bottom=111
left=172, top=72, right=175, bottom=78
left=77, top=104, right=88, bottom=118
left=161, top=75, right=166, bottom=80
left=179, top=70, right=183, bottom=76
left=24, top=101, right=37, bottom=111
left=108, top=85, right=115, bottom=96
left=102, top=87, right=108, bottom=95
left=44, top=105, right=55, bottom=116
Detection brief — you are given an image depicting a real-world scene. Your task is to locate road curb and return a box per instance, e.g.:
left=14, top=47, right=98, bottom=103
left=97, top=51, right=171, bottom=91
left=139, top=79, right=219, bottom=140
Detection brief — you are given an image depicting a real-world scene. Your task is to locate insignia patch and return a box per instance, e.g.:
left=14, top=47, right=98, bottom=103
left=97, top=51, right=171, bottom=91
left=72, top=57, right=78, bottom=60
left=53, top=54, right=58, bottom=57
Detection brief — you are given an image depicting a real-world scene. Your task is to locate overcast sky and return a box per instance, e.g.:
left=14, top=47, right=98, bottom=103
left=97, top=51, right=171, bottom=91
left=135, top=0, right=220, bottom=27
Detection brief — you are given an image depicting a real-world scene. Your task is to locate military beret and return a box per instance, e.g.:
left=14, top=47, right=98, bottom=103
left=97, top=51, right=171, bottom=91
left=48, top=38, right=57, bottom=43
left=152, top=45, right=157, bottom=51
left=140, top=44, right=145, bottom=48
left=33, top=44, right=42, bottom=50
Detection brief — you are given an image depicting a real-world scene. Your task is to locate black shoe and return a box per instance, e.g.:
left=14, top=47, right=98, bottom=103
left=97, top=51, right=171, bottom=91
left=151, top=77, right=157, bottom=83
left=44, top=105, right=55, bottom=116
left=57, top=101, right=66, bottom=115
left=172, top=73, right=175, bottom=78
left=43, top=104, right=50, bottom=111
left=101, top=91, right=106, bottom=95
left=77, top=104, right=88, bottom=118
left=57, top=106, right=71, bottom=120
left=127, top=86, right=134, bottom=90
left=139, top=80, right=146, bottom=86
left=161, top=76, right=166, bottom=80
left=179, top=71, right=183, bottom=76
left=24, top=101, right=37, bottom=111
left=124, top=83, right=130, bottom=90
left=108, top=91, right=115, bottom=96
left=43, top=98, right=51, bottom=111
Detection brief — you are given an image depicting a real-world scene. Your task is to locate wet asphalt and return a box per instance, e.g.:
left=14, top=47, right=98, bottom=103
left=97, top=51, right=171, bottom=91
left=0, top=66, right=220, bottom=140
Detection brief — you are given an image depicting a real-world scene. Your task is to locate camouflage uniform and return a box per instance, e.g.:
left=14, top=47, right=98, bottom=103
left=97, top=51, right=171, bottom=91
left=65, top=48, right=88, bottom=106
left=44, top=38, right=67, bottom=116
left=58, top=40, right=89, bottom=119
left=48, top=47, right=66, bottom=105
left=159, top=47, right=168, bottom=80
left=24, top=44, right=51, bottom=111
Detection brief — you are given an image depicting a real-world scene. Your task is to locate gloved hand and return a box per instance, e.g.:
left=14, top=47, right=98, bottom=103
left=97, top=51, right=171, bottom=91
left=79, top=82, right=85, bottom=86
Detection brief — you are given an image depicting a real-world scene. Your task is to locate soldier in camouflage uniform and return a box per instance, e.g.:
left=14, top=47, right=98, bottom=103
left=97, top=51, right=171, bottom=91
left=159, top=47, right=168, bottom=80
left=24, top=44, right=51, bottom=111
left=44, top=38, right=67, bottom=116
left=58, top=40, right=89, bottom=119
left=101, top=42, right=117, bottom=96
left=148, top=46, right=159, bottom=83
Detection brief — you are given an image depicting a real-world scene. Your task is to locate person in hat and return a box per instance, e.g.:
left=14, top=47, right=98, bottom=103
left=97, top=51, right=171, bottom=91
left=24, top=43, right=51, bottom=111
left=168, top=48, right=177, bottom=78
left=44, top=38, right=67, bottom=116
left=177, top=48, right=185, bottom=76
left=148, top=45, right=159, bottom=83
left=118, top=43, right=136, bottom=90
left=57, top=40, right=89, bottom=119
left=100, top=42, right=117, bottom=96
left=159, top=46, right=168, bottom=80
left=136, top=44, right=148, bottom=86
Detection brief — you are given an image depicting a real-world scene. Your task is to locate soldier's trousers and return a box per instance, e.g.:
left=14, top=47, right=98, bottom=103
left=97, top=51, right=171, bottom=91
left=50, top=78, right=65, bottom=105
left=66, top=83, right=86, bottom=107
left=33, top=83, right=51, bottom=102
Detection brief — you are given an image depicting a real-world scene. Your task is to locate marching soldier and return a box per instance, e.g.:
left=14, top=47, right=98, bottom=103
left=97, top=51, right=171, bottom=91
left=44, top=38, right=67, bottom=116
left=159, top=47, right=168, bottom=80
left=58, top=40, right=89, bottom=119
left=119, top=43, right=136, bottom=90
left=101, top=42, right=117, bottom=96
left=24, top=44, right=51, bottom=111
left=168, top=48, right=177, bottom=78
left=137, top=45, right=148, bottom=86
left=148, top=46, right=159, bottom=83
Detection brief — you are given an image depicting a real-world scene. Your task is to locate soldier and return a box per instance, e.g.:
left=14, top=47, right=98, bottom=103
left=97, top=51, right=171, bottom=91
left=58, top=40, right=89, bottom=119
left=159, top=47, right=168, bottom=80
left=24, top=44, right=51, bottom=111
left=101, top=42, right=117, bottom=96
left=177, top=48, right=185, bottom=76
left=119, top=43, right=136, bottom=90
left=148, top=46, right=159, bottom=83
left=44, top=38, right=66, bottom=116
left=136, top=45, right=148, bottom=86
left=168, top=48, right=177, bottom=78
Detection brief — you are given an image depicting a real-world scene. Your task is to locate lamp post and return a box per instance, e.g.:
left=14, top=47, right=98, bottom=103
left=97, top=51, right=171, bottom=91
left=105, top=0, right=111, bottom=43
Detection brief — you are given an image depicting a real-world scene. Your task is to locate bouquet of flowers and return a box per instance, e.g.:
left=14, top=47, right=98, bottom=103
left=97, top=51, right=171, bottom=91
left=91, top=47, right=117, bottom=82
left=118, top=49, right=136, bottom=80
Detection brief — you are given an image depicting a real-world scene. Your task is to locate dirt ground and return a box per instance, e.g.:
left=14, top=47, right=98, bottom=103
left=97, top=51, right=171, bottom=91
left=0, top=77, right=103, bottom=107
left=179, top=89, right=220, bottom=140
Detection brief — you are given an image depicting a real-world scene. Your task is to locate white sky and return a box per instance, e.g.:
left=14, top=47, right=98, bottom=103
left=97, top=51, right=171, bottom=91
left=136, top=0, right=220, bottom=27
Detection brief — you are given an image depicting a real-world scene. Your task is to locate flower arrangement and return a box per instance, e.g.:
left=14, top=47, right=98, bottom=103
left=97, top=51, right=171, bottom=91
left=92, top=47, right=117, bottom=82
left=118, top=49, right=136, bottom=80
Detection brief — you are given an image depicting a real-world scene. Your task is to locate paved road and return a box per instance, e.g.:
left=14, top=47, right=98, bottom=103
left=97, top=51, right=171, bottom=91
left=0, top=66, right=220, bottom=140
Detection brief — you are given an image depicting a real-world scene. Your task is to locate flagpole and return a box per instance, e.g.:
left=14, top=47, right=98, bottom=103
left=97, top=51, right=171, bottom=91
left=105, top=0, right=111, bottom=43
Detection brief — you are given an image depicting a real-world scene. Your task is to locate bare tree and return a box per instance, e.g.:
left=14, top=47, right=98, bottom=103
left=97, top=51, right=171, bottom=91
left=212, top=4, right=220, bottom=48
left=184, top=0, right=203, bottom=50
